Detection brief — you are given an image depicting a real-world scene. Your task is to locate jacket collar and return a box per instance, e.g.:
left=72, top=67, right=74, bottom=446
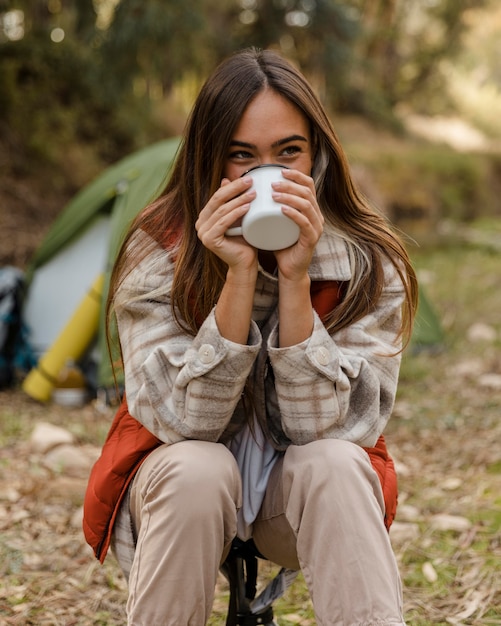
left=256, top=228, right=352, bottom=283
left=308, top=228, right=352, bottom=282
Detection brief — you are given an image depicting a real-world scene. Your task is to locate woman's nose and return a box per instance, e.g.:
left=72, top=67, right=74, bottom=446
left=258, top=156, right=277, bottom=166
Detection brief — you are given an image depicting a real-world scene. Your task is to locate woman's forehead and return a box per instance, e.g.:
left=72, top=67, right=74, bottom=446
left=232, top=89, right=310, bottom=143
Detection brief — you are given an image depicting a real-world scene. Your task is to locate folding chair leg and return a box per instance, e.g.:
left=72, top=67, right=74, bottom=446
left=221, top=553, right=277, bottom=626
left=222, top=554, right=243, bottom=626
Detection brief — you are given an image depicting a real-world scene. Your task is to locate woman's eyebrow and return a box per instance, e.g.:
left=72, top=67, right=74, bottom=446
left=229, top=140, right=255, bottom=149
left=272, top=134, right=308, bottom=147
left=229, top=135, right=308, bottom=149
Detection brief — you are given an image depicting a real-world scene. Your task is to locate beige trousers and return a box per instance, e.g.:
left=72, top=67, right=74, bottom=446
left=120, top=438, right=405, bottom=626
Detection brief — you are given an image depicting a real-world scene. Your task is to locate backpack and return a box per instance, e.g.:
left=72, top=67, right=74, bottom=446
left=0, top=266, right=32, bottom=388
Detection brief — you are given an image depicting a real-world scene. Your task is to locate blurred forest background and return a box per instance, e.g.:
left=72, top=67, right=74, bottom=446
left=1, top=3, right=501, bottom=624
left=1, top=0, right=501, bottom=268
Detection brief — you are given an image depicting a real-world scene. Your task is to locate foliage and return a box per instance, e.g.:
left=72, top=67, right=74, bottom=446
left=0, top=35, right=135, bottom=168
left=341, top=0, right=491, bottom=117
left=227, top=0, right=360, bottom=108
left=1, top=0, right=496, bottom=141
left=96, top=0, right=491, bottom=122
left=347, top=137, right=501, bottom=240
left=0, top=0, right=500, bottom=232
left=97, top=0, right=209, bottom=96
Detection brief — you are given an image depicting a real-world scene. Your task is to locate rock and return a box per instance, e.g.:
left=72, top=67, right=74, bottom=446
left=11, top=508, right=30, bottom=523
left=397, top=504, right=421, bottom=522
left=390, top=521, right=420, bottom=544
left=30, top=422, right=74, bottom=454
left=392, top=400, right=414, bottom=421
left=23, top=552, right=45, bottom=570
left=466, top=322, right=497, bottom=342
left=70, top=505, right=84, bottom=529
left=0, top=486, right=21, bottom=503
left=43, top=444, right=93, bottom=478
left=422, top=561, right=438, bottom=583
left=429, top=514, right=472, bottom=532
left=478, top=373, right=501, bottom=390
left=392, top=458, right=411, bottom=477
left=441, top=477, right=462, bottom=491
left=450, top=358, right=484, bottom=378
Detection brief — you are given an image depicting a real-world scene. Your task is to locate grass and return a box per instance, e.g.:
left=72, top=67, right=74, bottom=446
left=0, top=219, right=500, bottom=624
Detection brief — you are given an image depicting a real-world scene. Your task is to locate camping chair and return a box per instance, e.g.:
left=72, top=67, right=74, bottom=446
left=221, top=538, right=298, bottom=626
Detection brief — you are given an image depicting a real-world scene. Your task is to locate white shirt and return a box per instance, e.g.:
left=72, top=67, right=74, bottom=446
left=229, top=416, right=280, bottom=540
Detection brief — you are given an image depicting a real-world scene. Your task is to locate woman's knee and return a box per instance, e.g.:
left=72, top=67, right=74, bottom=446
left=283, top=439, right=383, bottom=505
left=281, top=439, right=387, bottom=533
left=133, top=440, right=242, bottom=511
left=284, top=438, right=371, bottom=477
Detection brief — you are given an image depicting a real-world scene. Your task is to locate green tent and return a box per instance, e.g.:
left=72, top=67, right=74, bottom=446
left=23, top=138, right=180, bottom=391
left=411, top=284, right=445, bottom=351
left=22, top=134, right=443, bottom=398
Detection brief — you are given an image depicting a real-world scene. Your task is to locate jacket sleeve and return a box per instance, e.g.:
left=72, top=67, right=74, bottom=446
left=267, top=256, right=405, bottom=448
left=114, top=231, right=261, bottom=444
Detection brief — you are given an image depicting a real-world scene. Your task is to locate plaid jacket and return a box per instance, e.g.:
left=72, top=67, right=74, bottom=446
left=83, top=227, right=404, bottom=562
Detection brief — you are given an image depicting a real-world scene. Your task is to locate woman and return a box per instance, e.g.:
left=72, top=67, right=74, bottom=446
left=83, top=48, right=418, bottom=625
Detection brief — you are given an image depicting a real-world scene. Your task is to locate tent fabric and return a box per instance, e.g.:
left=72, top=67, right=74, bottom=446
left=24, top=138, right=180, bottom=390
left=22, top=135, right=443, bottom=396
left=27, top=138, right=180, bottom=280
left=411, top=285, right=445, bottom=351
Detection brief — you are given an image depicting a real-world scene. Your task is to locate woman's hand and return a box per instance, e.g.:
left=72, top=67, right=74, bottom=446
left=196, top=176, right=258, bottom=273
left=196, top=177, right=259, bottom=344
left=272, top=168, right=324, bottom=281
left=272, top=169, right=324, bottom=347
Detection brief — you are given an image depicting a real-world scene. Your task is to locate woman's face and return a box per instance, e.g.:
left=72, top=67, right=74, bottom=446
left=224, top=88, right=313, bottom=180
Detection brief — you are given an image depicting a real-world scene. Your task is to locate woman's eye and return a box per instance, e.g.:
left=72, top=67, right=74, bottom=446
left=229, top=150, right=253, bottom=160
left=281, top=145, right=301, bottom=157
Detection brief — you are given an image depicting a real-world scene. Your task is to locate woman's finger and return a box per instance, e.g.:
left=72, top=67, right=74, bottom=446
left=196, top=177, right=254, bottom=234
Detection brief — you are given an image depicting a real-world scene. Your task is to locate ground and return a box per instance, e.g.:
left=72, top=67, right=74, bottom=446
left=1, top=221, right=501, bottom=625
left=1, top=118, right=500, bottom=623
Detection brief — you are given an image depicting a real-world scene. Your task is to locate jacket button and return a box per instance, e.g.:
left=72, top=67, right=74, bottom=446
left=315, top=346, right=330, bottom=366
left=198, top=344, right=216, bottom=364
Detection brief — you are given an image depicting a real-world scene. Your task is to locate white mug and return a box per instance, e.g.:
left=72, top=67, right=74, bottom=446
left=226, top=165, right=300, bottom=251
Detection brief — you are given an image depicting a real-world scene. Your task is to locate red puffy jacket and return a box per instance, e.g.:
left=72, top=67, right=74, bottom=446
left=83, top=278, right=398, bottom=562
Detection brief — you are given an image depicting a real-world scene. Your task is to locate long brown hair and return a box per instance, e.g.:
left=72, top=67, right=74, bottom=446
left=109, top=47, right=418, bottom=349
